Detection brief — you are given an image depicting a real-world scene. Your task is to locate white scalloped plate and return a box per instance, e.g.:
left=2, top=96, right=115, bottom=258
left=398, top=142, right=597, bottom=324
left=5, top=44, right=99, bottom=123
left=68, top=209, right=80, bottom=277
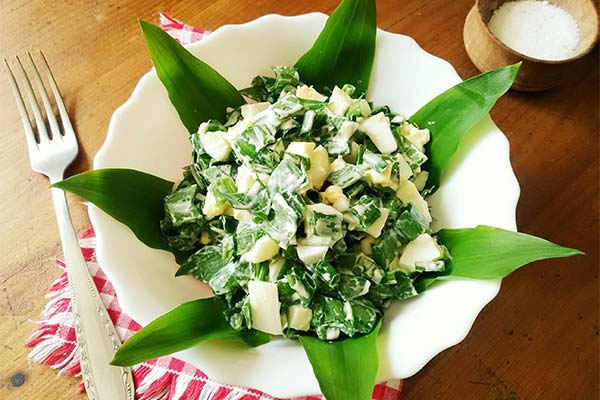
left=89, top=13, right=520, bottom=397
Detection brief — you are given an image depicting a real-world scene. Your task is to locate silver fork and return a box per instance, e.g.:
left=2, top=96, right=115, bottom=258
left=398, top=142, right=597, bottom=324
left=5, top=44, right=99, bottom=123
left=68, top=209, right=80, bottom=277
left=5, top=52, right=134, bottom=400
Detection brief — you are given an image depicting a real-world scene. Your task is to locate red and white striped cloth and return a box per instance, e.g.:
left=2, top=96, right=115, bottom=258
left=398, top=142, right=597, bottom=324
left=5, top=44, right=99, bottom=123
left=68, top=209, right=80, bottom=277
left=26, top=13, right=404, bottom=400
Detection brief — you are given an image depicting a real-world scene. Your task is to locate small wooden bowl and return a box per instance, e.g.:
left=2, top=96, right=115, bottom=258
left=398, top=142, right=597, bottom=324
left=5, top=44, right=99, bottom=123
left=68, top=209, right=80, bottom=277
left=464, top=0, right=599, bottom=91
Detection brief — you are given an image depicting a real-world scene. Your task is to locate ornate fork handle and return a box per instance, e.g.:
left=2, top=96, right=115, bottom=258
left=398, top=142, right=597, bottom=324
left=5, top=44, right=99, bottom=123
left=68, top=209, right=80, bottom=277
left=51, top=186, right=135, bottom=400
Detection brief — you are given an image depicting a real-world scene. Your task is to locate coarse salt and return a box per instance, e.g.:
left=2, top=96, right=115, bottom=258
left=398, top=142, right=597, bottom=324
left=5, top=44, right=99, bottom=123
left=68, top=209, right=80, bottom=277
left=488, top=0, right=580, bottom=61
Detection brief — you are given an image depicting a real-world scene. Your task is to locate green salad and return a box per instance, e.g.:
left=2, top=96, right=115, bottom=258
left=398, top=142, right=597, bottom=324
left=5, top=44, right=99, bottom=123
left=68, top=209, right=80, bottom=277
left=161, top=66, right=448, bottom=340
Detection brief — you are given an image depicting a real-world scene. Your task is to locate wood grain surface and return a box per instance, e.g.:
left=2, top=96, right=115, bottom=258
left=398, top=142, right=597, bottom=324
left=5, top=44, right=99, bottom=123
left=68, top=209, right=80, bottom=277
left=0, top=1, right=597, bottom=399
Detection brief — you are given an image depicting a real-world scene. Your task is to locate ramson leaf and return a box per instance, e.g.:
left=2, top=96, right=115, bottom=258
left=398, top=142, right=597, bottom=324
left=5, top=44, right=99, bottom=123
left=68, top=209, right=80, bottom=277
left=295, top=0, right=377, bottom=94
left=409, top=63, right=520, bottom=190
left=176, top=244, right=230, bottom=281
left=52, top=169, right=185, bottom=257
left=163, top=184, right=203, bottom=227
left=139, top=20, right=245, bottom=133
left=111, top=298, right=270, bottom=366
left=299, top=320, right=381, bottom=400
left=417, top=225, right=583, bottom=290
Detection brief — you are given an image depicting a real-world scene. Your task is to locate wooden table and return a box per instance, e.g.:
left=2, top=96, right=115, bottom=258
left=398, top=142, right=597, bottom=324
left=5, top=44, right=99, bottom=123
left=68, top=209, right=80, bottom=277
left=0, top=1, right=597, bottom=399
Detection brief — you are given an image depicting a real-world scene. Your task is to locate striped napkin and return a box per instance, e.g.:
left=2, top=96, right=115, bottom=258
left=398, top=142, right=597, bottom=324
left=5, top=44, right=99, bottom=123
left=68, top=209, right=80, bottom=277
left=26, top=13, right=404, bottom=400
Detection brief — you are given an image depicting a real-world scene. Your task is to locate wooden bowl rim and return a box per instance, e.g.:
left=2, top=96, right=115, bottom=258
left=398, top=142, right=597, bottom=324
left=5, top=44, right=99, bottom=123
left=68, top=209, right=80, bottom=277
left=474, top=0, right=600, bottom=64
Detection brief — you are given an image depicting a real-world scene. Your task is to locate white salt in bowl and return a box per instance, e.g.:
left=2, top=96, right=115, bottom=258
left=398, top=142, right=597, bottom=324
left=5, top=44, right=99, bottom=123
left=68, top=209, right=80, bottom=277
left=464, top=0, right=599, bottom=91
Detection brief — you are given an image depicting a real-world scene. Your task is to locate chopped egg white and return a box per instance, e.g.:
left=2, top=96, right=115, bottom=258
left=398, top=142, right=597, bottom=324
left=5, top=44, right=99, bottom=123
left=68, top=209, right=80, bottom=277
left=359, top=112, right=398, bottom=154
left=244, top=235, right=280, bottom=263
left=328, top=86, right=353, bottom=116
left=397, top=155, right=414, bottom=180
left=329, top=158, right=347, bottom=172
left=268, top=257, right=286, bottom=283
left=248, top=280, right=283, bottom=335
left=199, top=131, right=231, bottom=162
left=286, top=142, right=330, bottom=190
left=413, top=171, right=429, bottom=192
left=359, top=99, right=371, bottom=117
left=309, top=145, right=330, bottom=190
left=365, top=164, right=397, bottom=190
left=236, top=164, right=256, bottom=194
left=365, top=208, right=389, bottom=238
left=296, top=85, right=328, bottom=102
left=322, top=185, right=350, bottom=212
left=296, top=245, right=329, bottom=265
left=398, top=233, right=444, bottom=272
left=202, top=188, right=230, bottom=219
left=339, top=120, right=358, bottom=139
left=286, top=141, right=316, bottom=157
left=232, top=209, right=253, bottom=222
left=400, top=122, right=430, bottom=152
left=241, top=102, right=270, bottom=120
left=396, top=179, right=432, bottom=223
left=287, top=304, right=313, bottom=331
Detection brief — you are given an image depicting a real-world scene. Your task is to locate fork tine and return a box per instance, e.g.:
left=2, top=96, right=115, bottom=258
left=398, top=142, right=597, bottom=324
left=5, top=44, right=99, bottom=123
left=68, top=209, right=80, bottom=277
left=27, top=51, right=61, bottom=140
left=4, top=59, right=38, bottom=153
left=38, top=51, right=75, bottom=138
left=15, top=55, right=51, bottom=144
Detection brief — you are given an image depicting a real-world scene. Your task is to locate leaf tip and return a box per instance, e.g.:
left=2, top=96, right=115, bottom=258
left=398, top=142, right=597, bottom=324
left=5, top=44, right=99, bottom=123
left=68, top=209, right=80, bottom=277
left=50, top=180, right=65, bottom=190
left=510, top=61, right=522, bottom=79
left=138, top=19, right=151, bottom=29
left=109, top=353, right=128, bottom=367
left=139, top=19, right=159, bottom=39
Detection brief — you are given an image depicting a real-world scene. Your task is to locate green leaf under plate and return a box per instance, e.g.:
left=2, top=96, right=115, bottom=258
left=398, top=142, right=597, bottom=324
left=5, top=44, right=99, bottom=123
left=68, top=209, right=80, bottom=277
left=111, top=298, right=233, bottom=366
left=417, top=225, right=583, bottom=290
left=409, top=63, right=520, bottom=191
left=299, top=320, right=381, bottom=400
left=140, top=20, right=245, bottom=133
left=53, top=168, right=176, bottom=254
left=295, top=0, right=377, bottom=94
left=111, top=297, right=270, bottom=366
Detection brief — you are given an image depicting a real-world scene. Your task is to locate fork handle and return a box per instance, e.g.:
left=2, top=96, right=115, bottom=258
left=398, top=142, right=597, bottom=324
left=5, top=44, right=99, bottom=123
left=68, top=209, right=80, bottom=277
left=50, top=186, right=135, bottom=400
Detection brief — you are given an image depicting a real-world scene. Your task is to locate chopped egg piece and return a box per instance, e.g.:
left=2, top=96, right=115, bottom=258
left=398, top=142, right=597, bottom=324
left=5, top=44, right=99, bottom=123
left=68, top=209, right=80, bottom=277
left=245, top=235, right=280, bottom=263
left=248, top=280, right=283, bottom=335
left=400, top=122, right=430, bottom=152
left=399, top=234, right=444, bottom=272
left=396, top=179, right=432, bottom=223
left=414, top=171, right=429, bottom=192
left=296, top=85, right=328, bottom=102
left=328, top=86, right=353, bottom=116
left=287, top=304, right=313, bottom=331
left=199, top=131, right=231, bottom=161
left=241, top=102, right=270, bottom=120
left=286, top=141, right=316, bottom=157
left=202, top=188, right=229, bottom=219
left=236, top=164, right=256, bottom=194
left=268, top=257, right=286, bottom=283
left=296, top=245, right=329, bottom=265
left=309, top=145, right=330, bottom=190
left=359, top=113, right=398, bottom=154
left=365, top=208, right=389, bottom=238
left=232, top=209, right=253, bottom=222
